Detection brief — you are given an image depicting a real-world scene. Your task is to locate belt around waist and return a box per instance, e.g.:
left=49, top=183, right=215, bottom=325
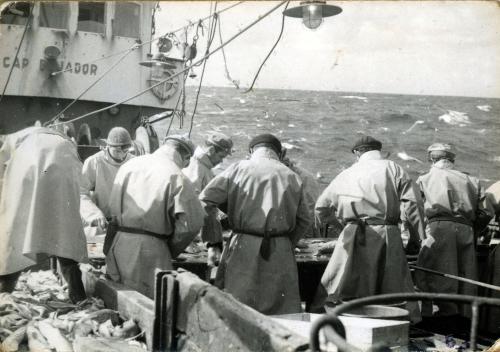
left=428, top=216, right=472, bottom=227
left=232, top=229, right=291, bottom=260
left=345, top=219, right=397, bottom=226
left=117, top=226, right=167, bottom=240
left=232, top=229, right=290, bottom=238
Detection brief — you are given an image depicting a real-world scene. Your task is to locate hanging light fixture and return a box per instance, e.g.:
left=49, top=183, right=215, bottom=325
left=139, top=53, right=177, bottom=72
left=283, top=0, right=342, bottom=30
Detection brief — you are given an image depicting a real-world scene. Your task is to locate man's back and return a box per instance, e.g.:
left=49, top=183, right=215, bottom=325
left=206, top=149, right=305, bottom=236
left=313, top=144, right=422, bottom=320
left=417, top=161, right=481, bottom=221
left=199, top=141, right=311, bottom=314
left=106, top=143, right=204, bottom=298
left=110, top=147, right=197, bottom=235
left=0, top=127, right=87, bottom=274
left=320, top=150, right=408, bottom=223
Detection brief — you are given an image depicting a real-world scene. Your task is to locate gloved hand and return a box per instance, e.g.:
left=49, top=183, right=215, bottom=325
left=90, top=216, right=108, bottom=231
left=207, top=246, right=222, bottom=267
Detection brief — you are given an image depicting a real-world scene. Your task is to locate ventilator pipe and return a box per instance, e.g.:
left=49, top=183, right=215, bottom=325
left=409, top=265, right=500, bottom=292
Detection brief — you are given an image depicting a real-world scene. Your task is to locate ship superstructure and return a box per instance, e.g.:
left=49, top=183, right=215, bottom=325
left=0, top=1, right=184, bottom=140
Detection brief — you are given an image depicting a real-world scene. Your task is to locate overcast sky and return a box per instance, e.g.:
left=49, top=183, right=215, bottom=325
left=157, top=1, right=500, bottom=98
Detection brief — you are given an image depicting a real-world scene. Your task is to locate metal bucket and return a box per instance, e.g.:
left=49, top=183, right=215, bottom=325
left=325, top=304, right=409, bottom=320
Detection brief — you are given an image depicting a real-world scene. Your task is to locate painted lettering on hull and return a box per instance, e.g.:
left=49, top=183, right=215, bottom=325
left=2, top=57, right=29, bottom=68
left=2, top=57, right=98, bottom=76
left=39, top=59, right=98, bottom=76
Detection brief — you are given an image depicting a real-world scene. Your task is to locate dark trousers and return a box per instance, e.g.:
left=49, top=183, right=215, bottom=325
left=0, top=257, right=86, bottom=303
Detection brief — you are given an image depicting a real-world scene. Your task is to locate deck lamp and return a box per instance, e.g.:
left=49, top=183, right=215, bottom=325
left=139, top=53, right=177, bottom=74
left=283, top=1, right=342, bottom=30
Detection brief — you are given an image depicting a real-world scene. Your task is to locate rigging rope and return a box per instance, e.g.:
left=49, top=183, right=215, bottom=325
left=50, top=1, right=245, bottom=77
left=218, top=16, right=239, bottom=89
left=165, top=70, right=189, bottom=136
left=188, top=2, right=219, bottom=137
left=49, top=1, right=288, bottom=128
left=244, top=1, right=289, bottom=93
left=0, top=3, right=33, bottom=104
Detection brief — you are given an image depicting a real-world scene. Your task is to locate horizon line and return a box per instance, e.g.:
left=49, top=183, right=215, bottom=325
left=185, top=84, right=500, bottom=100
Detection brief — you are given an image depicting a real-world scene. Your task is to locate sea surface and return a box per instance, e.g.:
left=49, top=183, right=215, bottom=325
left=156, top=86, right=500, bottom=189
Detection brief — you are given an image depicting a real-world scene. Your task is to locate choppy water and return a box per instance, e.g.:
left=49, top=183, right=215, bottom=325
left=157, top=86, right=500, bottom=189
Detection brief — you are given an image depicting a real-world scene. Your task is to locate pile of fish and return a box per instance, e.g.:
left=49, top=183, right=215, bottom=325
left=0, top=270, right=146, bottom=352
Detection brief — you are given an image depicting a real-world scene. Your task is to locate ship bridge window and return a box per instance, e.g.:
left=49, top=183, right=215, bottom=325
left=0, top=2, right=30, bottom=25
left=39, top=2, right=69, bottom=29
left=113, top=2, right=140, bottom=39
left=77, top=2, right=105, bottom=33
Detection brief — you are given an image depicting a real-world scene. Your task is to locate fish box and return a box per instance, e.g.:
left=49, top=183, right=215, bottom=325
left=272, top=312, right=409, bottom=350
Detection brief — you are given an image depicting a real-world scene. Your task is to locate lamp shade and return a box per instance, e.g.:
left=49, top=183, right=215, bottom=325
left=139, top=53, right=182, bottom=69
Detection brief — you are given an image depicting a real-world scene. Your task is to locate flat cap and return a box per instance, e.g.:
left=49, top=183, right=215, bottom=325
left=249, top=133, right=282, bottom=154
left=206, top=132, right=233, bottom=154
left=427, top=142, right=456, bottom=160
left=351, top=135, right=382, bottom=153
left=427, top=143, right=455, bottom=154
left=164, top=134, right=195, bottom=156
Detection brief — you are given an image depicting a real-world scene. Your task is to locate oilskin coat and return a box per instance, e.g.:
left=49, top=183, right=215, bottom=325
left=314, top=150, right=424, bottom=320
left=105, top=145, right=204, bottom=298
left=182, top=146, right=215, bottom=195
left=199, top=148, right=311, bottom=315
left=289, top=164, right=321, bottom=237
left=482, top=181, right=500, bottom=334
left=0, top=127, right=87, bottom=275
left=415, top=159, right=489, bottom=315
left=80, top=150, right=133, bottom=236
left=182, top=147, right=224, bottom=241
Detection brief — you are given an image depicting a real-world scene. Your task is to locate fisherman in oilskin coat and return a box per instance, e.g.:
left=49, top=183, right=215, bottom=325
left=415, top=143, right=491, bottom=316
left=80, top=127, right=134, bottom=238
left=0, top=127, right=87, bottom=302
left=182, top=131, right=233, bottom=195
left=183, top=132, right=233, bottom=261
left=105, top=135, right=204, bottom=298
left=199, top=133, right=311, bottom=315
left=312, top=135, right=424, bottom=320
left=481, top=180, right=500, bottom=334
